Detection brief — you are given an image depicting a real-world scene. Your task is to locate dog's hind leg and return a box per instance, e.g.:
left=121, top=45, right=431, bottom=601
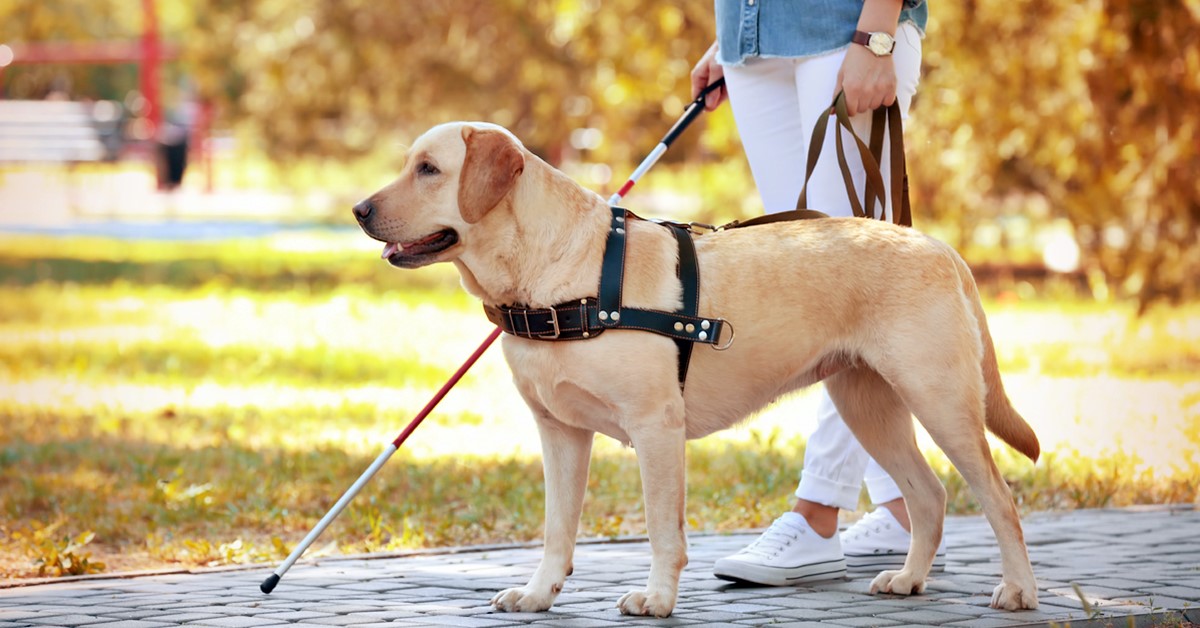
left=825, top=366, right=946, bottom=598
left=492, top=404, right=594, bottom=613
left=883, top=357, right=1039, bottom=610
left=923, top=420, right=1037, bottom=609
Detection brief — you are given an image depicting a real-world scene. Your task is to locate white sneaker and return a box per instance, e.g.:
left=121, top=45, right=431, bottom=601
left=713, top=512, right=847, bottom=586
left=840, top=507, right=948, bottom=572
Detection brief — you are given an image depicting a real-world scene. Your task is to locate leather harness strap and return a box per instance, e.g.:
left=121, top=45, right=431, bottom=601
left=484, top=206, right=726, bottom=387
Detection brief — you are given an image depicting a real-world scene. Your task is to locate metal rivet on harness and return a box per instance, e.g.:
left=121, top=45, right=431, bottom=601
left=583, top=332, right=590, bottom=338
left=701, top=320, right=711, bottom=330
left=616, top=215, right=625, bottom=223
left=685, top=323, right=695, bottom=333
left=599, top=310, right=609, bottom=321
left=673, top=322, right=684, bottom=332
left=699, top=331, right=708, bottom=341
left=615, top=227, right=625, bottom=235
left=610, top=312, right=621, bottom=322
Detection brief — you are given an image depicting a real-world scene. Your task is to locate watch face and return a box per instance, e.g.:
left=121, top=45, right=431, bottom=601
left=868, top=32, right=894, bottom=56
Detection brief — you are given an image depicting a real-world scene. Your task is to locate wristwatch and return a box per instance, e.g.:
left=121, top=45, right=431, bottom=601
left=852, top=30, right=896, bottom=57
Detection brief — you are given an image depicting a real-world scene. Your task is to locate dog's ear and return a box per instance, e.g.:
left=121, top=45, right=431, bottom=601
left=458, top=127, right=525, bottom=224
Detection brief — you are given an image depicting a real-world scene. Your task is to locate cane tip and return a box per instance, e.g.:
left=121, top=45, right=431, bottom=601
left=260, top=573, right=281, bottom=594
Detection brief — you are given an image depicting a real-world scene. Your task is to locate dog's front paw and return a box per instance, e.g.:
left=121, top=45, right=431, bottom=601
left=617, top=589, right=675, bottom=617
left=491, top=586, right=555, bottom=613
left=991, top=580, right=1039, bottom=610
left=869, top=569, right=927, bottom=596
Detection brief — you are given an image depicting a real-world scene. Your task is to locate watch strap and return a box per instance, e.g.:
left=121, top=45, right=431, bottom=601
left=851, top=30, right=896, bottom=55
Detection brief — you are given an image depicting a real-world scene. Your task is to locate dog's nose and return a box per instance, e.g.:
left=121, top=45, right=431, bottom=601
left=353, top=199, right=375, bottom=222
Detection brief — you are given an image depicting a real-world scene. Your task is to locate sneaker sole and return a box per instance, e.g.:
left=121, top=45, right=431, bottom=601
left=713, top=557, right=847, bottom=587
left=845, top=552, right=947, bottom=573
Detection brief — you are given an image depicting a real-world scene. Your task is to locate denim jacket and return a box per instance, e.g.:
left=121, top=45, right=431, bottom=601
left=715, top=0, right=928, bottom=66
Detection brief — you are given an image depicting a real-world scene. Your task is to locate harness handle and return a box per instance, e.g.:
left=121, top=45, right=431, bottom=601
left=722, top=95, right=910, bottom=231
left=796, top=92, right=907, bottom=225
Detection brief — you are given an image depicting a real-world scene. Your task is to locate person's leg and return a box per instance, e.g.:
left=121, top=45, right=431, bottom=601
left=712, top=57, right=852, bottom=585
left=726, top=55, right=878, bottom=541
left=790, top=24, right=925, bottom=525
left=797, top=24, right=947, bottom=572
left=722, top=58, right=809, bottom=214
left=714, top=25, right=925, bottom=586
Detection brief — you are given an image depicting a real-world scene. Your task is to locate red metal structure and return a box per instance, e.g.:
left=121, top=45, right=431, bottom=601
left=0, top=0, right=176, bottom=136
left=0, top=1, right=218, bottom=188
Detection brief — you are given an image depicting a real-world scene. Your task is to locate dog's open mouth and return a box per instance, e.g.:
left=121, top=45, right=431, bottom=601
left=380, top=229, right=459, bottom=267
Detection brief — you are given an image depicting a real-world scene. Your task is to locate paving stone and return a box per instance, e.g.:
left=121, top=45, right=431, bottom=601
left=185, top=616, right=282, bottom=627
left=823, top=616, right=904, bottom=626
left=289, top=616, right=386, bottom=626
left=874, top=609, right=978, bottom=624
left=528, top=618, right=625, bottom=627
left=24, top=615, right=117, bottom=626
left=136, top=613, right=225, bottom=623
left=353, top=609, right=428, bottom=621
left=88, top=621, right=175, bottom=628
left=770, top=608, right=854, bottom=622
left=414, top=616, right=520, bottom=627
left=1110, top=594, right=1198, bottom=609
left=942, top=619, right=1026, bottom=628
left=1141, top=584, right=1200, bottom=600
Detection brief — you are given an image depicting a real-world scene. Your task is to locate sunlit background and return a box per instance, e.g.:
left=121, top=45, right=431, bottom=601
left=0, top=0, right=1197, bottom=579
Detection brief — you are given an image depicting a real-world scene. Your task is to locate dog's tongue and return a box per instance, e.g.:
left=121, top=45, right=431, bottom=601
left=381, top=242, right=399, bottom=259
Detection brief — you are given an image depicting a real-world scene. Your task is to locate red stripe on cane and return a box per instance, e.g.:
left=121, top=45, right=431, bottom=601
left=616, top=180, right=635, bottom=198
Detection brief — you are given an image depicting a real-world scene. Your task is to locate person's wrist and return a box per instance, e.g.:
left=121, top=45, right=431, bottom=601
left=851, top=30, right=896, bottom=57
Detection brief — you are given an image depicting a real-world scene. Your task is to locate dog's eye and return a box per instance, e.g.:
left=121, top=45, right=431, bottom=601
left=417, top=161, right=440, bottom=176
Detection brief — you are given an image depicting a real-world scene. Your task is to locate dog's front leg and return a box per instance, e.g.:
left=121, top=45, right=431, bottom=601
left=617, top=418, right=687, bottom=617
left=492, top=417, right=593, bottom=613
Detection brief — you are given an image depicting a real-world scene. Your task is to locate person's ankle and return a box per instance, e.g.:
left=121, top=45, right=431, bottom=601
left=791, top=500, right=840, bottom=538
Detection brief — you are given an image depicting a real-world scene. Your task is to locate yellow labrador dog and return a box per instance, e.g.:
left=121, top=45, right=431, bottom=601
left=353, top=122, right=1041, bottom=617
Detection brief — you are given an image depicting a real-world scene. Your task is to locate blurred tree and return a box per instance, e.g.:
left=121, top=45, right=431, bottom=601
left=182, top=0, right=716, bottom=167
left=912, top=0, right=1199, bottom=308
left=0, top=0, right=140, bottom=99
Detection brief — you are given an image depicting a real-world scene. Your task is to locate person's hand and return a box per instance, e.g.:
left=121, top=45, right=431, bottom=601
left=691, top=41, right=728, bottom=111
left=835, top=44, right=897, bottom=115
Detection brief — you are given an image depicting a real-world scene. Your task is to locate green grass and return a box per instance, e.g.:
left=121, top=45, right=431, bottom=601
left=1, top=232, right=1197, bottom=578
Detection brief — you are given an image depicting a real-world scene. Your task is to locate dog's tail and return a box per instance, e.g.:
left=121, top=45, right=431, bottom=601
left=954, top=254, right=1040, bottom=463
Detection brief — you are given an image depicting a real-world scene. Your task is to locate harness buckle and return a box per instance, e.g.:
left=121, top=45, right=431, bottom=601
left=688, top=221, right=722, bottom=234
left=547, top=305, right=561, bottom=339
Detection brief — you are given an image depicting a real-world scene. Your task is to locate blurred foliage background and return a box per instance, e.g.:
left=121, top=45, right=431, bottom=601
left=2, top=0, right=1197, bottom=308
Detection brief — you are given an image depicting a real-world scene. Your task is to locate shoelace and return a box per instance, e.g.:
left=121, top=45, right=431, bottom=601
left=843, top=509, right=893, bottom=542
left=743, top=518, right=803, bottom=557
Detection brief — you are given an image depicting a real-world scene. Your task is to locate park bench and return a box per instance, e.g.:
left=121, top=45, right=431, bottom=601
left=0, top=99, right=122, bottom=164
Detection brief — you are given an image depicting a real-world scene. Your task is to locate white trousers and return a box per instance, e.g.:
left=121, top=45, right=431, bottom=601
left=723, top=23, right=923, bottom=511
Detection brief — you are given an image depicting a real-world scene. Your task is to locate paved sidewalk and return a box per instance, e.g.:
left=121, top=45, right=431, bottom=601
left=2, top=506, right=1197, bottom=628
